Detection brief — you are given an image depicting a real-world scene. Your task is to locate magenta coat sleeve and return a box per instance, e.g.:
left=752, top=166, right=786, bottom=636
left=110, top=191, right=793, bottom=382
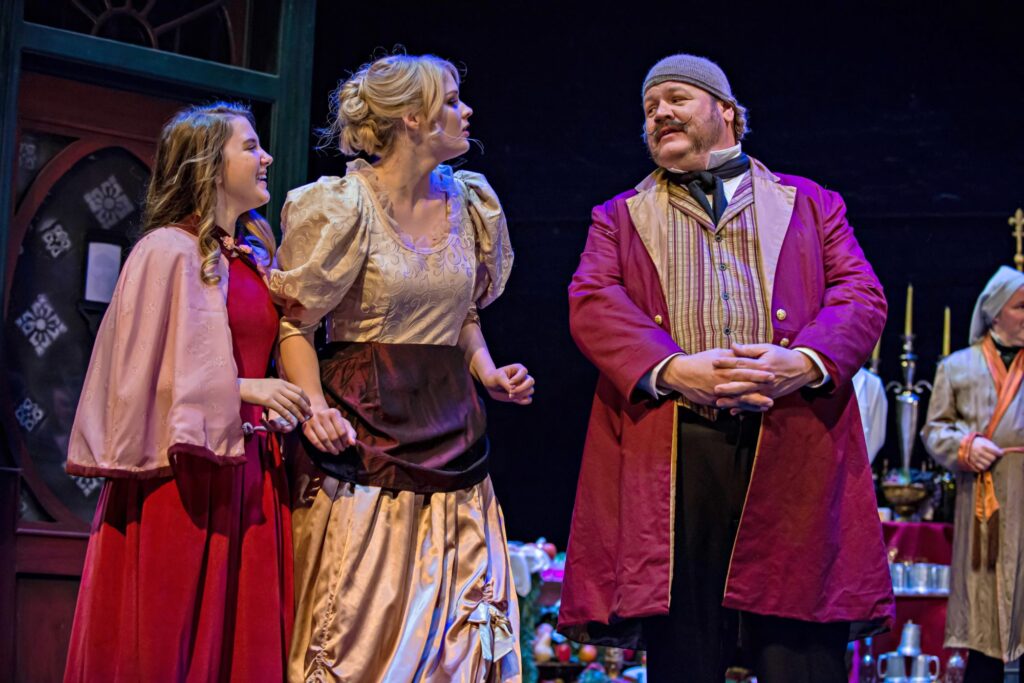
left=568, top=198, right=682, bottom=402
left=789, top=188, right=887, bottom=390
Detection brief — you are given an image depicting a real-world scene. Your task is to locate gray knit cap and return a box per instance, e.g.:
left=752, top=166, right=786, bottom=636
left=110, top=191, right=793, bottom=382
left=642, top=54, right=736, bottom=104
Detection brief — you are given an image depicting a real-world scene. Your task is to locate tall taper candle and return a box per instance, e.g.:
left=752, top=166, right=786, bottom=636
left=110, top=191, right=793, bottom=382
left=942, top=306, right=951, bottom=357
left=904, top=284, right=914, bottom=336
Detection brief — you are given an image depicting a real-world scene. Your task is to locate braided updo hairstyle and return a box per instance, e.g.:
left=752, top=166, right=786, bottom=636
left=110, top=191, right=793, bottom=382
left=322, top=53, right=460, bottom=158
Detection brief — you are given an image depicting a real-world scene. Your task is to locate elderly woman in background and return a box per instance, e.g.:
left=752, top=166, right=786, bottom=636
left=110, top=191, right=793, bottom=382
left=922, top=265, right=1024, bottom=683
left=270, top=53, right=533, bottom=682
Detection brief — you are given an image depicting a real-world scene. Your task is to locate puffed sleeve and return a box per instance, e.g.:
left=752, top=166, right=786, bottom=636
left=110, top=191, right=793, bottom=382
left=455, top=170, right=513, bottom=310
left=268, top=176, right=371, bottom=340
left=921, top=356, right=971, bottom=471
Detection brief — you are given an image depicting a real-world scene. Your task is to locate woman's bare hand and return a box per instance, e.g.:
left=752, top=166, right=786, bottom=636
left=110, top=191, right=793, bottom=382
left=480, top=364, right=535, bottom=405
left=302, top=407, right=357, bottom=455
left=239, top=378, right=312, bottom=426
left=263, top=408, right=297, bottom=433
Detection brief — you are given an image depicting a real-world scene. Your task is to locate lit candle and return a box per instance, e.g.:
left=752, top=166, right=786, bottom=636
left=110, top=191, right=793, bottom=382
left=904, top=284, right=914, bottom=336
left=872, top=338, right=881, bottom=361
left=942, top=307, right=951, bottom=357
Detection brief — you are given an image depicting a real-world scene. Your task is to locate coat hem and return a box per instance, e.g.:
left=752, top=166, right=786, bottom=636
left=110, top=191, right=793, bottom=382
left=560, top=607, right=892, bottom=649
left=722, top=598, right=894, bottom=640
left=944, top=637, right=1023, bottom=663
left=557, top=617, right=648, bottom=649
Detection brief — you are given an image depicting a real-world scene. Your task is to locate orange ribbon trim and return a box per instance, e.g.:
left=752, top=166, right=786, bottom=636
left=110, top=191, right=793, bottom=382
left=962, top=336, right=1024, bottom=569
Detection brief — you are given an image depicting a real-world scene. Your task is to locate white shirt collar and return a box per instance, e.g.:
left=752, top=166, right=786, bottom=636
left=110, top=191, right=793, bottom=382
left=665, top=144, right=744, bottom=174
left=707, top=143, right=743, bottom=169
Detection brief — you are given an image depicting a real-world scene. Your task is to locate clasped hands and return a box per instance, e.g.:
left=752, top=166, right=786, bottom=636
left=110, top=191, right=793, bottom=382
left=657, top=343, right=822, bottom=413
left=966, top=436, right=1003, bottom=472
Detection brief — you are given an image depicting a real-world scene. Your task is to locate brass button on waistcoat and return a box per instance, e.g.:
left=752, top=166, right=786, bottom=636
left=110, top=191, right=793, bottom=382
left=780, top=337, right=791, bottom=347
left=776, top=308, right=788, bottom=321
left=654, top=314, right=663, bottom=325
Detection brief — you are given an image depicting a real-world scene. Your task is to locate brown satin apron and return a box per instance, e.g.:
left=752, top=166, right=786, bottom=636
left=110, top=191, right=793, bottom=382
left=301, top=341, right=489, bottom=493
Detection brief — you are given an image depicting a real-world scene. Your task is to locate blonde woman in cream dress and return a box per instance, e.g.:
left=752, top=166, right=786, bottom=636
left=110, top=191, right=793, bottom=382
left=270, top=54, right=534, bottom=682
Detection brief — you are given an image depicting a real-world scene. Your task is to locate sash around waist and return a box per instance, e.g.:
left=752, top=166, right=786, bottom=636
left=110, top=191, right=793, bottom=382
left=302, top=341, right=488, bottom=493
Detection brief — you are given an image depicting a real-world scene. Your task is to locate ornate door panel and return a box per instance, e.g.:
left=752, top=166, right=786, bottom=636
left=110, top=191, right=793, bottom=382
left=2, top=71, right=182, bottom=682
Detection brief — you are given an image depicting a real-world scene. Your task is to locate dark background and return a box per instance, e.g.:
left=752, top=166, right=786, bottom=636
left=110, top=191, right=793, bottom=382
left=302, top=0, right=1024, bottom=547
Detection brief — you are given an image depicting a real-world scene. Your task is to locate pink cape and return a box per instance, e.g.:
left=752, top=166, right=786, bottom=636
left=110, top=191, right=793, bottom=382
left=66, top=226, right=245, bottom=478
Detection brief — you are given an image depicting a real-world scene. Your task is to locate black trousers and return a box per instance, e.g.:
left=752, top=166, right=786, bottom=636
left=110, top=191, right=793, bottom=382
left=643, top=410, right=849, bottom=683
left=963, top=649, right=1004, bottom=683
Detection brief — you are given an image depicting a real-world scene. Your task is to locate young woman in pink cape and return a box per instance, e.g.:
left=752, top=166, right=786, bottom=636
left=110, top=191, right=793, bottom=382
left=64, top=102, right=310, bottom=682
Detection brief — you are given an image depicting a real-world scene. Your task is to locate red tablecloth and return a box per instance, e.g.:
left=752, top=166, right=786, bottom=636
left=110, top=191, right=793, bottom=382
left=882, top=521, right=955, bottom=565
left=850, top=522, right=956, bottom=682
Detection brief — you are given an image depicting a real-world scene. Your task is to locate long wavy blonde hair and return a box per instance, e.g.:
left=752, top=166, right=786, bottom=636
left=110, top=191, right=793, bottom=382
left=142, top=102, right=276, bottom=284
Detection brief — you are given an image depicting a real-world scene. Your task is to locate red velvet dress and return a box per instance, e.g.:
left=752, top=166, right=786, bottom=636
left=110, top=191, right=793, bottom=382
left=64, top=253, right=293, bottom=683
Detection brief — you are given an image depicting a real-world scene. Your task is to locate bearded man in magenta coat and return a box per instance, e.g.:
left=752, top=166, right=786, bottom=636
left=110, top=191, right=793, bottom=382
left=558, top=54, right=895, bottom=683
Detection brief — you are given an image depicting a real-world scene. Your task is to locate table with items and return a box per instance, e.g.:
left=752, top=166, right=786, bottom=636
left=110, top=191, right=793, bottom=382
left=850, top=521, right=964, bottom=682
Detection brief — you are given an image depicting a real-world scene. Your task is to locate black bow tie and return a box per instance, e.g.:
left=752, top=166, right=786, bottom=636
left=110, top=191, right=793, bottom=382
left=668, top=153, right=750, bottom=225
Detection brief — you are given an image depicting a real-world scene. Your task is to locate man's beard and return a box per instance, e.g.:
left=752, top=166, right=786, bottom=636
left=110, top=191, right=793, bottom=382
left=649, top=106, right=727, bottom=165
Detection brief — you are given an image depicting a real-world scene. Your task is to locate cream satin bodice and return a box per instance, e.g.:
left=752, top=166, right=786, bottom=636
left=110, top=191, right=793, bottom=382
left=269, top=161, right=512, bottom=346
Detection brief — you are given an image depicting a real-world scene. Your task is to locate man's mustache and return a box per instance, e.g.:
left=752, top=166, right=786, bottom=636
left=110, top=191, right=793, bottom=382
left=653, top=118, right=690, bottom=141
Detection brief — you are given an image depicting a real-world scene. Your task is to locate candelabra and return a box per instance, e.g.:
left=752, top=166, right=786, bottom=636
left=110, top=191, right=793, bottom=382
left=882, top=334, right=933, bottom=519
